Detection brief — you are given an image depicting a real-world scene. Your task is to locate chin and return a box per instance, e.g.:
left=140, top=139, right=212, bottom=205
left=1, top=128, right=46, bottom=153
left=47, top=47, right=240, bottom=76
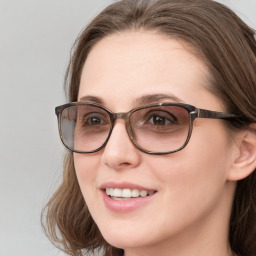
left=99, top=226, right=153, bottom=249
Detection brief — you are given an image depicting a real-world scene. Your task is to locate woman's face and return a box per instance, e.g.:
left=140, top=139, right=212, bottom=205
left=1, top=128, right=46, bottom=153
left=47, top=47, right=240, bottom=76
left=75, top=32, right=236, bottom=254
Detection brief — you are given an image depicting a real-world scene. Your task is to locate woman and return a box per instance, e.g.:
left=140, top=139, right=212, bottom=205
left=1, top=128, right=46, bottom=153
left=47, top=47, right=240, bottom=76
left=42, top=0, right=256, bottom=256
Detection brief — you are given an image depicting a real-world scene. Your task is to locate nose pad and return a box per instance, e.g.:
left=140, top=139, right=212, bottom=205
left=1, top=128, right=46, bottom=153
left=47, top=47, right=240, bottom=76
left=101, top=120, right=140, bottom=170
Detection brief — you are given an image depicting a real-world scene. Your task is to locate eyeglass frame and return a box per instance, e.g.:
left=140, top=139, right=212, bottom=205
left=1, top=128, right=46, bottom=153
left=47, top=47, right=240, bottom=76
left=55, top=102, right=239, bottom=155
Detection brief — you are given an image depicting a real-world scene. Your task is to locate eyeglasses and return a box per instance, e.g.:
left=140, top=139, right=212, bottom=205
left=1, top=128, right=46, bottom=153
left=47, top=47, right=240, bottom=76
left=55, top=102, right=238, bottom=155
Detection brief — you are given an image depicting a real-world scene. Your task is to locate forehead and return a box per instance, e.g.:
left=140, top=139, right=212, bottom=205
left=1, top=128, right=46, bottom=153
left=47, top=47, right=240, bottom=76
left=78, top=31, right=219, bottom=111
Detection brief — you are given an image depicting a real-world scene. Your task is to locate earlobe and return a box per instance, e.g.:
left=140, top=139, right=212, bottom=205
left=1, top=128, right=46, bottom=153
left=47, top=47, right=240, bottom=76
left=227, top=123, right=256, bottom=181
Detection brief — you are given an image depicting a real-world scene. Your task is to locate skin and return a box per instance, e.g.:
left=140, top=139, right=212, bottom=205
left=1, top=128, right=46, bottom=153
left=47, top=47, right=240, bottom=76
left=74, top=31, right=238, bottom=256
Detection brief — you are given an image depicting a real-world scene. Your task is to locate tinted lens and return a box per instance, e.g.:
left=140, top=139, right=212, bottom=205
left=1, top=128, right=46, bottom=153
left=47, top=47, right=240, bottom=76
left=60, top=105, right=111, bottom=152
left=130, top=105, right=190, bottom=153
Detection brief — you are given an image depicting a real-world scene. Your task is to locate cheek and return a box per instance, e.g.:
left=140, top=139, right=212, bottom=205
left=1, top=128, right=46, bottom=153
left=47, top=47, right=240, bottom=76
left=151, top=123, right=231, bottom=181
left=73, top=153, right=101, bottom=200
left=182, top=120, right=232, bottom=178
left=147, top=123, right=232, bottom=219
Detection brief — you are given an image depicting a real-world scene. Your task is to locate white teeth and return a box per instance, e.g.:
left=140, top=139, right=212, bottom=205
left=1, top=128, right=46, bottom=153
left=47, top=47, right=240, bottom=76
left=122, top=189, right=132, bottom=198
left=131, top=189, right=140, bottom=197
left=113, top=188, right=122, bottom=197
left=106, top=188, right=111, bottom=195
left=105, top=188, right=155, bottom=199
left=140, top=190, right=147, bottom=197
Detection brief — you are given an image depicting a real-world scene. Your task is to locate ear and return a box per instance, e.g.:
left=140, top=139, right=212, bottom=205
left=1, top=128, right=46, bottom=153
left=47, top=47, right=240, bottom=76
left=227, top=123, right=256, bottom=181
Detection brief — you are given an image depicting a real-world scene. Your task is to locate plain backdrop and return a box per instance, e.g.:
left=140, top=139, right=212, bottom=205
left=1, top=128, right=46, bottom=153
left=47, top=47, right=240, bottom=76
left=0, top=1, right=255, bottom=255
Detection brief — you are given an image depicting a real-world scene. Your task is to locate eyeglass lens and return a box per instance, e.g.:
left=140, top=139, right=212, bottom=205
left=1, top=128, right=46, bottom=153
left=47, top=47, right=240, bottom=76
left=60, top=105, right=190, bottom=153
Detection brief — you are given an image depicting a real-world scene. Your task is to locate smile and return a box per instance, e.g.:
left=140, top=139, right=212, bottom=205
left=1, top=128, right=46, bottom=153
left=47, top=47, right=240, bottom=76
left=105, top=188, right=156, bottom=200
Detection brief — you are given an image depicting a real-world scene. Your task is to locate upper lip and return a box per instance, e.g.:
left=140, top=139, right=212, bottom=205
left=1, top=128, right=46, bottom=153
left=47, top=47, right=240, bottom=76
left=100, top=182, right=157, bottom=191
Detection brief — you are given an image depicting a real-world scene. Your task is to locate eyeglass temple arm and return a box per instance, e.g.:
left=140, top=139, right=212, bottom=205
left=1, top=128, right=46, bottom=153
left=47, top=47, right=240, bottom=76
left=55, top=107, right=59, bottom=116
left=197, top=108, right=238, bottom=119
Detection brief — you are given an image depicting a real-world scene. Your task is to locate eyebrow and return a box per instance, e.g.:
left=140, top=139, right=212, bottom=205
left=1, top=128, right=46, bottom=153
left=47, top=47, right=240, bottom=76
left=134, top=93, right=184, bottom=105
left=78, top=93, right=184, bottom=107
left=79, top=95, right=105, bottom=105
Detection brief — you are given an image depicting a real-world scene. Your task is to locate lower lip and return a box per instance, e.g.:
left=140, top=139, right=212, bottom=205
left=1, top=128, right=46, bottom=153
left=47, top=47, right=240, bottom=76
left=102, top=190, right=155, bottom=213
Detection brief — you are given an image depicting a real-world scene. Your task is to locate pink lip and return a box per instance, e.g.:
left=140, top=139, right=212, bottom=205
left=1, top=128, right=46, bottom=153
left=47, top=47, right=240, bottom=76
left=100, top=182, right=157, bottom=213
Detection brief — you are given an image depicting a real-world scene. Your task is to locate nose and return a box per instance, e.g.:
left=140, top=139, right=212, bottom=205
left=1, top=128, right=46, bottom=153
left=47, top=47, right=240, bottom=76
left=101, top=120, right=141, bottom=170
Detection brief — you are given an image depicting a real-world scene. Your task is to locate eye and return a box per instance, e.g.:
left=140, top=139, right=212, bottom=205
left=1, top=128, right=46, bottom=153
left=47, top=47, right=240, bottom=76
left=149, top=115, right=173, bottom=126
left=87, top=116, right=104, bottom=125
left=144, top=110, right=177, bottom=126
left=79, top=112, right=109, bottom=127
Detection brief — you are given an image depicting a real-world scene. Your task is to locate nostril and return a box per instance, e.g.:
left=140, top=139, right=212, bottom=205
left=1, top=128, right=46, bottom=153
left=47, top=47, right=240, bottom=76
left=121, top=162, right=131, bottom=166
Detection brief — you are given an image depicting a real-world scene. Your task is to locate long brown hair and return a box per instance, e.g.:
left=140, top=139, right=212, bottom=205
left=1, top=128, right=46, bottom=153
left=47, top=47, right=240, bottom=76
left=42, top=1, right=256, bottom=256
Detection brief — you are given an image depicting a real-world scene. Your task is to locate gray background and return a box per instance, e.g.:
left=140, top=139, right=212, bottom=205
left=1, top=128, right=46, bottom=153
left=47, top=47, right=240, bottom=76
left=0, top=1, right=255, bottom=255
